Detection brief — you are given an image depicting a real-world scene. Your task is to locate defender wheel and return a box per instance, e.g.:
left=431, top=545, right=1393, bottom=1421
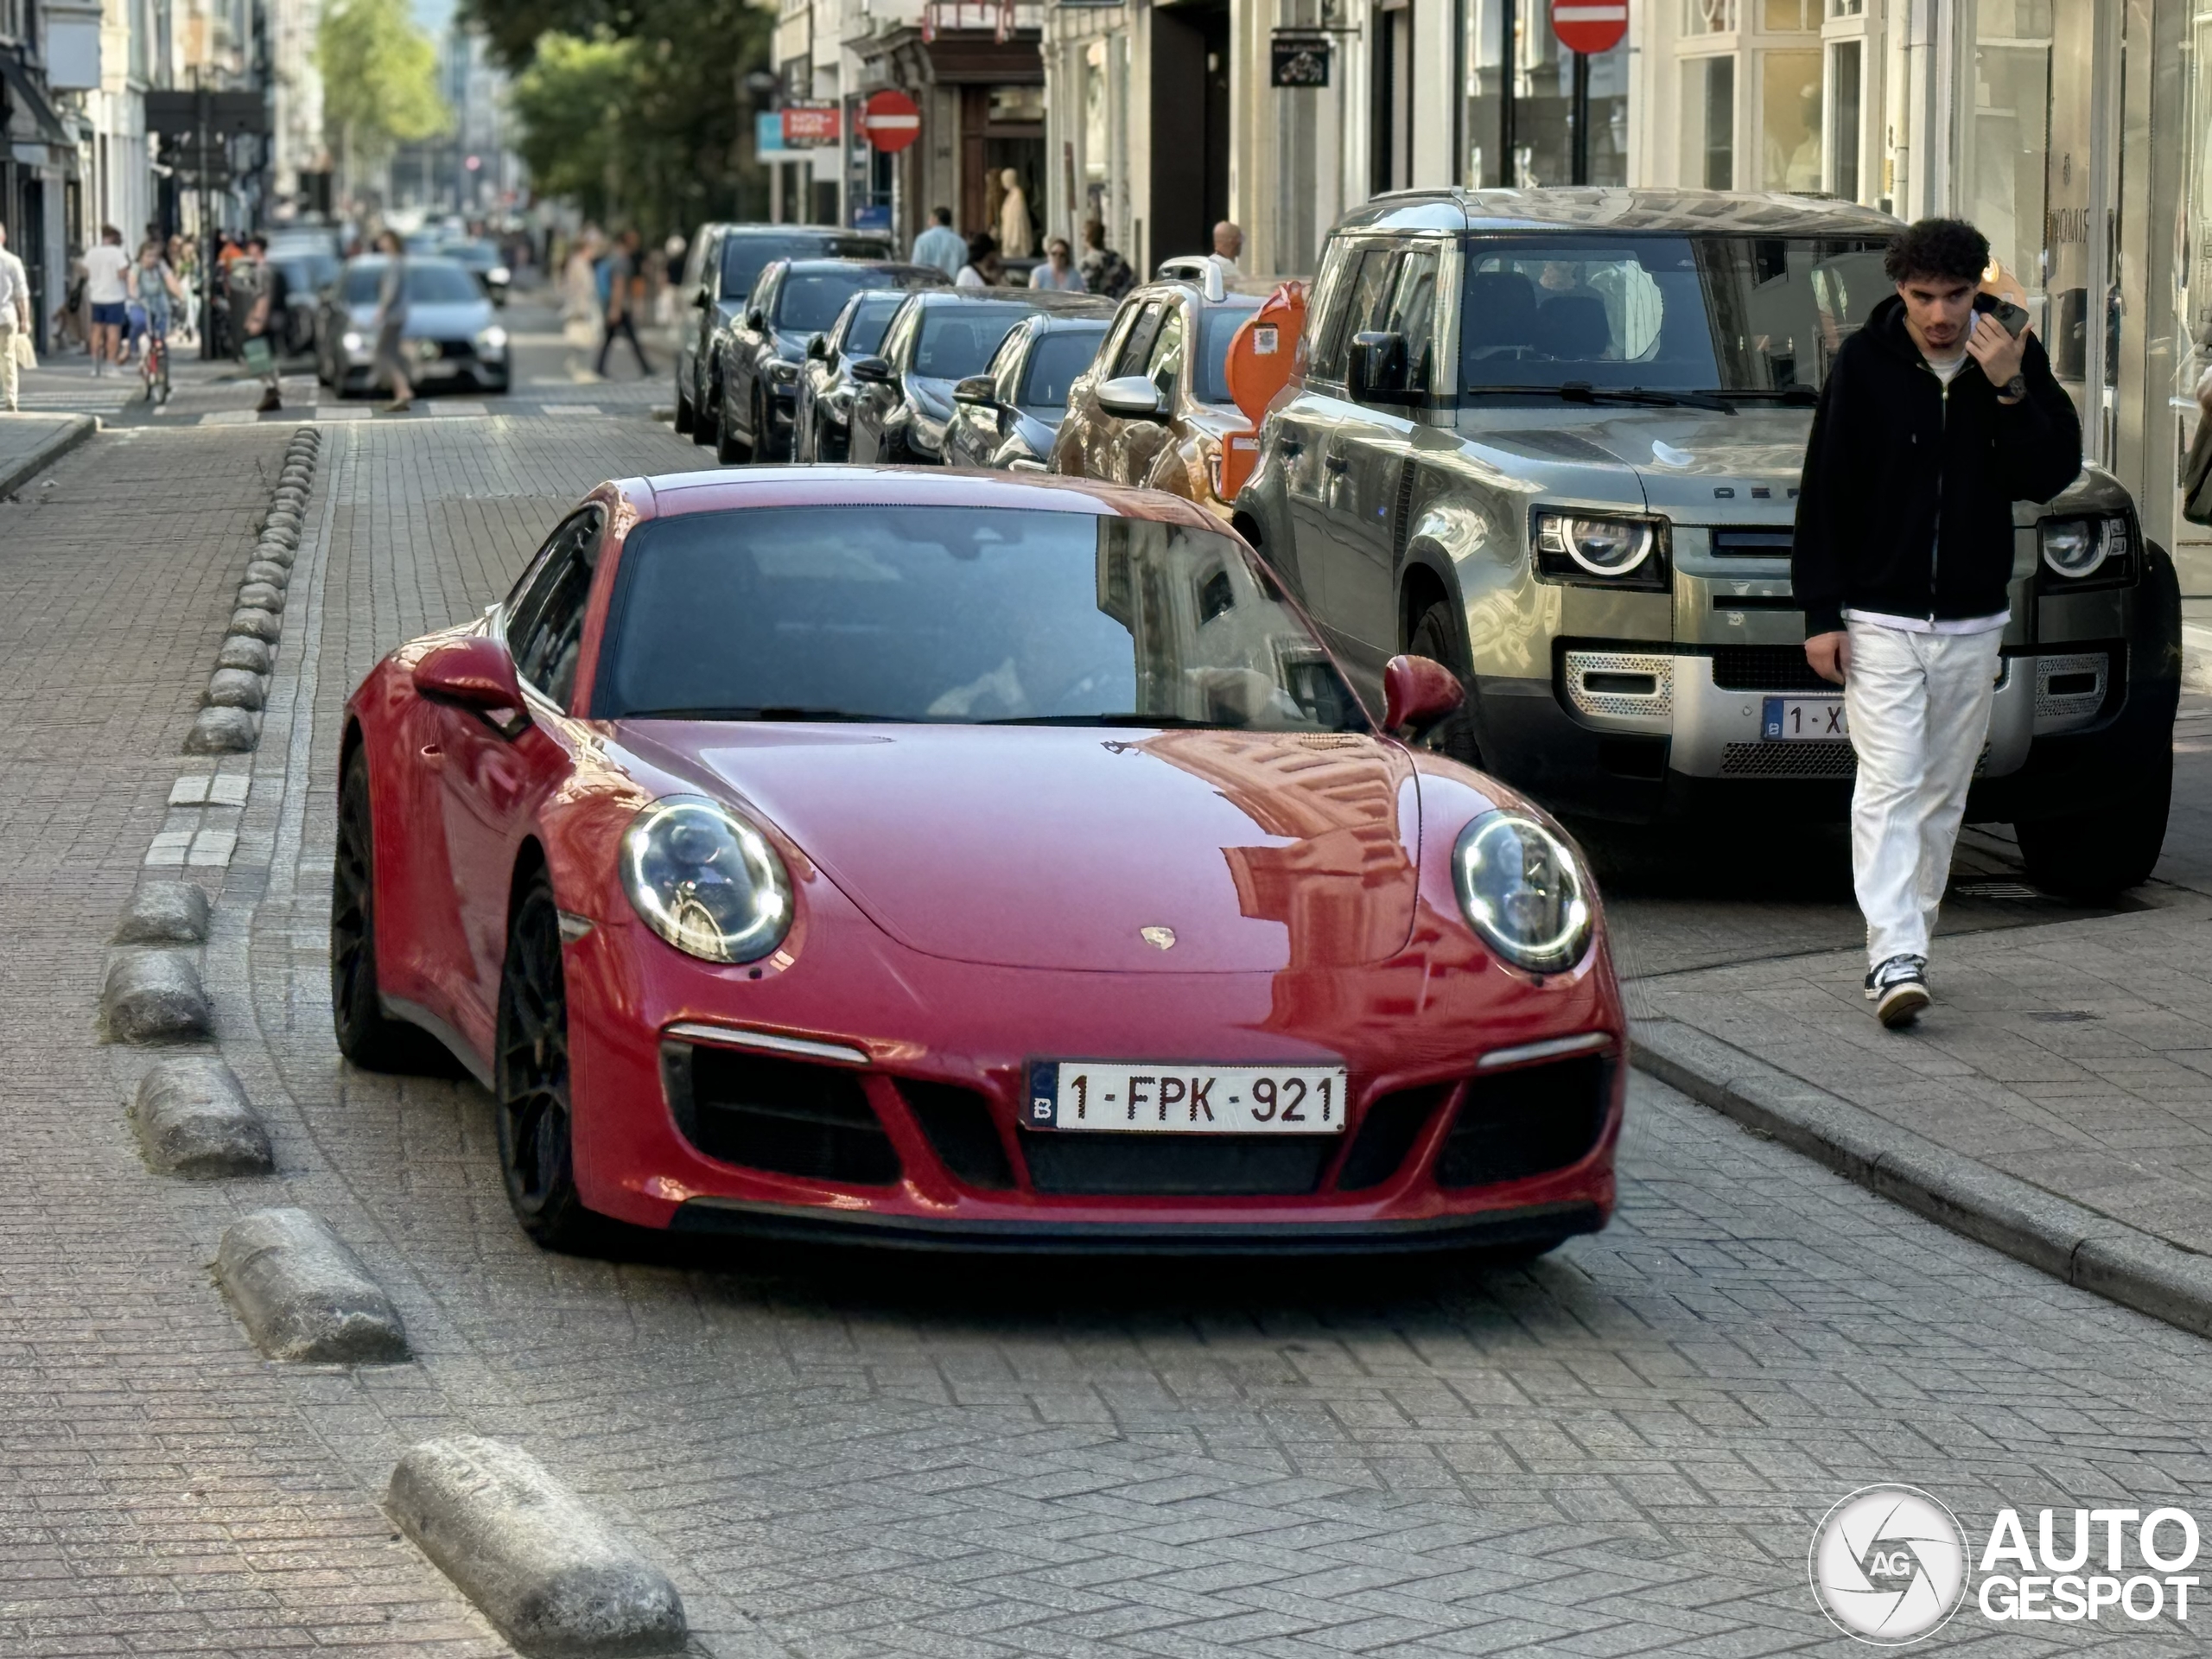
left=2014, top=743, right=2171, bottom=899
left=1408, top=600, right=1484, bottom=767
left=331, top=750, right=451, bottom=1072
left=494, top=873, right=601, bottom=1251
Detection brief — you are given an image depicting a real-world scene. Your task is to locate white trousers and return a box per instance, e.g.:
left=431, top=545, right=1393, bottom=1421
left=1844, top=620, right=2003, bottom=968
left=0, top=321, right=16, bottom=411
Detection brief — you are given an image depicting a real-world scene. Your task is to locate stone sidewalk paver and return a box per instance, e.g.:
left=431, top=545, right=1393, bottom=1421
left=0, top=411, right=96, bottom=495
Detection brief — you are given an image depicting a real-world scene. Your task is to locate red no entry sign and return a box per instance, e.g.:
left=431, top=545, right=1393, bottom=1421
left=1552, top=0, right=1627, bottom=53
left=861, top=89, right=921, bottom=153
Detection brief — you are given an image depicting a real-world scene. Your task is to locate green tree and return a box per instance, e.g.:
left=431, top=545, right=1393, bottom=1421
left=318, top=0, right=453, bottom=209
left=466, top=0, right=773, bottom=236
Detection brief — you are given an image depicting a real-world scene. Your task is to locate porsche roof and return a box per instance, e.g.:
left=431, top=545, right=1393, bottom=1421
left=607, top=467, right=1229, bottom=531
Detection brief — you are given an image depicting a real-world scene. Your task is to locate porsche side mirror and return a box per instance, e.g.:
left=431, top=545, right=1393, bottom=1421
left=952, top=374, right=996, bottom=407
left=416, top=635, right=531, bottom=736
left=847, top=355, right=893, bottom=385
left=806, top=332, right=830, bottom=361
left=1382, top=653, right=1465, bottom=738
left=1097, top=374, right=1166, bottom=421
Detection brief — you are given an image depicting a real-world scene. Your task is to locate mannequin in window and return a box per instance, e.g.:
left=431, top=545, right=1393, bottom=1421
left=998, top=168, right=1033, bottom=260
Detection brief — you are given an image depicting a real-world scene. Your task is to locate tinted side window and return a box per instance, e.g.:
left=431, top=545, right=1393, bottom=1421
left=1383, top=248, right=1441, bottom=392
left=1094, top=300, right=1145, bottom=380
left=1146, top=306, right=1186, bottom=398
left=510, top=512, right=601, bottom=709
left=1312, top=246, right=1397, bottom=385
left=1113, top=302, right=1166, bottom=376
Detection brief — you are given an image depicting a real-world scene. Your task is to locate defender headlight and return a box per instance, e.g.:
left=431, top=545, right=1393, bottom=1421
left=2040, top=515, right=2128, bottom=580
left=767, top=359, right=799, bottom=383
left=474, top=325, right=509, bottom=356
left=1533, top=511, right=1662, bottom=583
left=1452, top=812, right=1592, bottom=974
left=620, top=798, right=791, bottom=963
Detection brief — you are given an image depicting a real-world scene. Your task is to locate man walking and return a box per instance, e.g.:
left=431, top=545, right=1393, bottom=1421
left=0, top=221, right=29, bottom=412
left=594, top=229, right=652, bottom=378
left=84, top=226, right=130, bottom=373
left=1794, top=219, right=2082, bottom=1027
left=229, top=235, right=285, bottom=412
left=912, top=207, right=964, bottom=280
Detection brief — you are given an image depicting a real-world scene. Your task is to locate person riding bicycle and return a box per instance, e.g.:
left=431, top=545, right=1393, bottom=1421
left=129, top=239, right=182, bottom=401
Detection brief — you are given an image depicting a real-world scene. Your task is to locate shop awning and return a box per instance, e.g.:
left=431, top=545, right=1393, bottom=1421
left=0, top=49, right=77, bottom=150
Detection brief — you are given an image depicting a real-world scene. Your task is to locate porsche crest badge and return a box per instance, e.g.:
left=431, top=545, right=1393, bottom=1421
left=1140, top=925, right=1177, bottom=950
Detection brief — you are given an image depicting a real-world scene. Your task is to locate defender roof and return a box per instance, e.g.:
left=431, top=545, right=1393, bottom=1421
left=1332, top=187, right=1901, bottom=239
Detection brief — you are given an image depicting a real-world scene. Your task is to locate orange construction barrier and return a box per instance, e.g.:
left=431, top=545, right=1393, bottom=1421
left=1215, top=281, right=1307, bottom=504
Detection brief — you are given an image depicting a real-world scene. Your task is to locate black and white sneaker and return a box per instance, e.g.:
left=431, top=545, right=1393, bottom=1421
left=1868, top=955, right=1929, bottom=1027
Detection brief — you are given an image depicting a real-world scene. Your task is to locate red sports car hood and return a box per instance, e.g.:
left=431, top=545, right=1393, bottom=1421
left=635, top=724, right=1423, bottom=973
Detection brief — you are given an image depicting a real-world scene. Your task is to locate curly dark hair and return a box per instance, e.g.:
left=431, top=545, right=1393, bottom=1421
left=1883, top=218, right=1991, bottom=284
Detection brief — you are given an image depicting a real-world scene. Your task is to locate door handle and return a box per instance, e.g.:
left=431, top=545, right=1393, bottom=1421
left=1324, top=452, right=1349, bottom=475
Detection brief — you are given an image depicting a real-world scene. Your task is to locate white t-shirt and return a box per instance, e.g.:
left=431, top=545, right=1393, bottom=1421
left=1845, top=348, right=2008, bottom=636
left=84, top=244, right=131, bottom=305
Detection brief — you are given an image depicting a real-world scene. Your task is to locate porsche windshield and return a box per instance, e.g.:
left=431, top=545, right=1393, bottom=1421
left=596, top=506, right=1363, bottom=732
left=1454, top=234, right=1891, bottom=397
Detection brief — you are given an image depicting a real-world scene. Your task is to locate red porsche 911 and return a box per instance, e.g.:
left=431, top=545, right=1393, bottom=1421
left=334, top=468, right=1625, bottom=1255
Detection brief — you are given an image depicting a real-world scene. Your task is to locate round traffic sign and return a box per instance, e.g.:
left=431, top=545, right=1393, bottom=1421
left=1551, top=0, right=1627, bottom=54
left=861, top=89, right=921, bottom=153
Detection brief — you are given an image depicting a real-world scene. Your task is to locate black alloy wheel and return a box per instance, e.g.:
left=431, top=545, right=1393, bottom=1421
left=1407, top=600, right=1484, bottom=767
left=332, top=750, right=448, bottom=1071
left=2015, top=743, right=2172, bottom=899
left=494, top=873, right=600, bottom=1250
left=714, top=384, right=750, bottom=465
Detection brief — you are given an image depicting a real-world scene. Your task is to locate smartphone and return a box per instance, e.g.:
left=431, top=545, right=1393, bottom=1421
left=1973, top=291, right=2031, bottom=337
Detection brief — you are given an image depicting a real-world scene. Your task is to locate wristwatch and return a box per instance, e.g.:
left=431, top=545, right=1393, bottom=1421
left=2002, top=373, right=2027, bottom=401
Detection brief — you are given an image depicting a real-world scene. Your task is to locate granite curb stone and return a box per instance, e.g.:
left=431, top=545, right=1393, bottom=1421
left=113, top=880, right=210, bottom=944
left=184, top=705, right=257, bottom=751
left=1632, top=1015, right=2212, bottom=1338
left=386, top=1436, right=687, bottom=1656
left=130, top=1057, right=273, bottom=1176
left=236, top=582, right=285, bottom=612
left=206, top=668, right=268, bottom=710
left=0, top=411, right=98, bottom=498
left=215, top=1207, right=410, bottom=1363
left=100, top=950, right=213, bottom=1042
left=244, top=559, right=290, bottom=588
left=217, top=635, right=273, bottom=673
left=229, top=607, right=282, bottom=641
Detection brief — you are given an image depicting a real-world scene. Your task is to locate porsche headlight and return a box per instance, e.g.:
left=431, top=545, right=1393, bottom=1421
left=1452, top=812, right=1592, bottom=973
left=620, top=798, right=791, bottom=963
left=1533, top=511, right=1662, bottom=585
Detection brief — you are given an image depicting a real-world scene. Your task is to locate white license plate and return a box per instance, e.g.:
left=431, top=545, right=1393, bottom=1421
left=1027, top=1061, right=1350, bottom=1134
left=1762, top=695, right=1849, bottom=741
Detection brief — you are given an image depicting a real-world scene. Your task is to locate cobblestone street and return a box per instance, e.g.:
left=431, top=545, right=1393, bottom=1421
left=7, top=365, right=2212, bottom=1656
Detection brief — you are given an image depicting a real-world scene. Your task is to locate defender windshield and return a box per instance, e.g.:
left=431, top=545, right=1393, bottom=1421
left=1457, top=235, right=1891, bottom=397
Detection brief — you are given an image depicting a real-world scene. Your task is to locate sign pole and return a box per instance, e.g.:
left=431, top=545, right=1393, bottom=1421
left=1571, top=50, right=1589, bottom=184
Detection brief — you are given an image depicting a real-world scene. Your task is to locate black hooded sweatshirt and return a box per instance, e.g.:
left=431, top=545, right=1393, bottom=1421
left=1791, top=294, right=2082, bottom=639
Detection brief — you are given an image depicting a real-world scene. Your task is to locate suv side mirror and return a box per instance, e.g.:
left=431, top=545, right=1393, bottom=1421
left=847, top=354, right=893, bottom=385
left=952, top=374, right=997, bottom=407
left=1350, top=331, right=1413, bottom=404
left=690, top=287, right=710, bottom=311
left=1382, top=653, right=1465, bottom=738
left=806, top=332, right=830, bottom=361
left=746, top=306, right=767, bottom=332
left=1097, top=374, right=1167, bottom=420
left=415, top=635, right=531, bottom=737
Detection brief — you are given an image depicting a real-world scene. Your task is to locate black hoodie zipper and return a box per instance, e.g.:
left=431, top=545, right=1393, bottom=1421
left=1931, top=364, right=1948, bottom=623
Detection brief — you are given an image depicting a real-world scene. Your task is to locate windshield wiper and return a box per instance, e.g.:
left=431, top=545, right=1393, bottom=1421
left=622, top=706, right=909, bottom=722
left=984, top=714, right=1226, bottom=728
left=1460, top=383, right=1735, bottom=415
left=1700, top=386, right=1820, bottom=406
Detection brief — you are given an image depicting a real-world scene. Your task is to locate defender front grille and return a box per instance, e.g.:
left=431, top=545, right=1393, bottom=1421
left=1719, top=741, right=1858, bottom=777
left=1710, top=646, right=1832, bottom=692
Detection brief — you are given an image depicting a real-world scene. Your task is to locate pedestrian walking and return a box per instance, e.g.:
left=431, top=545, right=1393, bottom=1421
left=560, top=228, right=603, bottom=377
left=0, top=219, right=31, bottom=412
left=370, top=230, right=414, bottom=413
left=912, top=207, right=964, bottom=280
left=1206, top=220, right=1244, bottom=278
left=84, top=226, right=131, bottom=374
left=1078, top=219, right=1134, bottom=302
left=228, top=235, right=285, bottom=412
left=1792, top=218, right=2082, bottom=1028
left=594, top=228, right=652, bottom=378
left=1027, top=237, right=1087, bottom=293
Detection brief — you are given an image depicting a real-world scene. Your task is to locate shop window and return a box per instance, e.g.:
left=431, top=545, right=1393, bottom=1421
left=1683, top=56, right=1737, bottom=188
left=1828, top=40, right=1862, bottom=199
left=1761, top=49, right=1822, bottom=189
left=1763, top=0, right=1817, bottom=25
left=1961, top=0, right=2055, bottom=312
